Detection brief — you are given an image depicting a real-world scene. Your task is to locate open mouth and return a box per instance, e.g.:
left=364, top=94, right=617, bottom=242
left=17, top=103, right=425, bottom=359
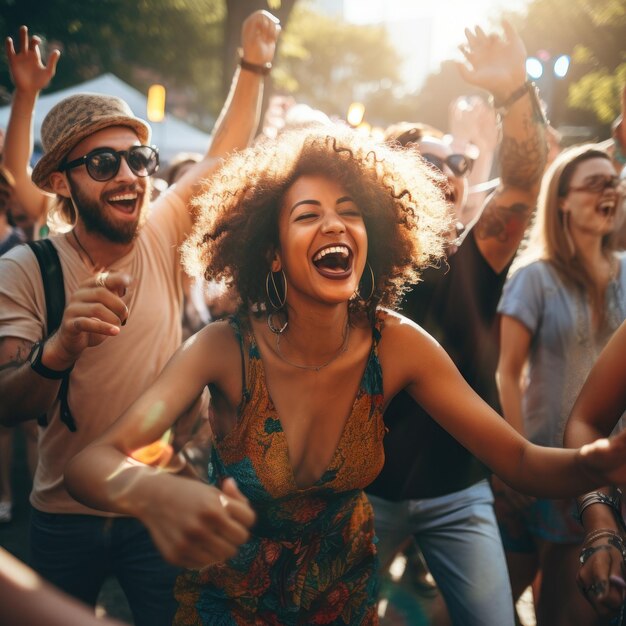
left=312, top=244, right=353, bottom=278
left=597, top=199, right=616, bottom=218
left=106, top=192, right=139, bottom=215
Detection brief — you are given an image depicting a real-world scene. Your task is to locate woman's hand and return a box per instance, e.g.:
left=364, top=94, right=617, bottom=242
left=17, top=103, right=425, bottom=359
left=138, top=476, right=256, bottom=569
left=577, top=535, right=626, bottom=618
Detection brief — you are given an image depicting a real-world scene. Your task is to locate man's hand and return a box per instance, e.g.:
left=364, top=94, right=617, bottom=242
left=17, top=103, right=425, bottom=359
left=240, top=10, right=280, bottom=67
left=456, top=20, right=527, bottom=103
left=45, top=271, right=132, bottom=370
left=5, top=25, right=60, bottom=95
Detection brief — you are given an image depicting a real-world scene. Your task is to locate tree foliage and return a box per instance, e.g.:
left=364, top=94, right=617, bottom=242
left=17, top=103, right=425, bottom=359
left=275, top=1, right=403, bottom=120
left=511, top=0, right=626, bottom=129
left=0, top=0, right=291, bottom=129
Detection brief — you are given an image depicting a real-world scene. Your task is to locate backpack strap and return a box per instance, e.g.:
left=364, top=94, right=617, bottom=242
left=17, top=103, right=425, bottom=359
left=26, top=240, right=76, bottom=432
left=27, top=239, right=65, bottom=335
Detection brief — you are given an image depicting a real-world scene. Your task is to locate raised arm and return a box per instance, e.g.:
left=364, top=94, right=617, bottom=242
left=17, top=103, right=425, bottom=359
left=64, top=321, right=255, bottom=568
left=170, top=10, right=280, bottom=206
left=457, top=21, right=547, bottom=273
left=447, top=95, right=498, bottom=224
left=4, top=25, right=59, bottom=220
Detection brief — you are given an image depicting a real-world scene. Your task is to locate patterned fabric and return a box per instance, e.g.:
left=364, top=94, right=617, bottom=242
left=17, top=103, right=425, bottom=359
left=174, top=314, right=387, bottom=625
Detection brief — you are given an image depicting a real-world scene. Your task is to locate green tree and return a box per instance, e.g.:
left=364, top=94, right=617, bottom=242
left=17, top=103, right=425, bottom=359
left=275, top=1, right=403, bottom=121
left=512, top=0, right=625, bottom=130
left=0, top=0, right=299, bottom=129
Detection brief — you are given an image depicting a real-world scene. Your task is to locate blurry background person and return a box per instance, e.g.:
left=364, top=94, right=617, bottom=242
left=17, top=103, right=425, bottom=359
left=495, top=144, right=626, bottom=626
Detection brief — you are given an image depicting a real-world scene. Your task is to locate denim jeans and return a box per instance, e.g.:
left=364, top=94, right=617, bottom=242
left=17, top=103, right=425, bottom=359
left=369, top=479, right=515, bottom=626
left=30, top=508, right=181, bottom=626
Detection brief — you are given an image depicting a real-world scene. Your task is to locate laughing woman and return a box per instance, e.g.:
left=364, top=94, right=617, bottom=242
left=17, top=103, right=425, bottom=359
left=495, top=144, right=626, bottom=626
left=65, top=129, right=626, bottom=626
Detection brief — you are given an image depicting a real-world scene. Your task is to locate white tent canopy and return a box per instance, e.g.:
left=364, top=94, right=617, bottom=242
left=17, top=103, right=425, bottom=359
left=0, top=73, right=212, bottom=163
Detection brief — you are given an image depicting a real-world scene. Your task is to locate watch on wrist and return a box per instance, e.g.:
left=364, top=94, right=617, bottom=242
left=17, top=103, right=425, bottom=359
left=28, top=340, right=74, bottom=380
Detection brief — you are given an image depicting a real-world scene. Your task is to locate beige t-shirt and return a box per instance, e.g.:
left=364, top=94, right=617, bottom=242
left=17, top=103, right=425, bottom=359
left=0, top=188, right=192, bottom=514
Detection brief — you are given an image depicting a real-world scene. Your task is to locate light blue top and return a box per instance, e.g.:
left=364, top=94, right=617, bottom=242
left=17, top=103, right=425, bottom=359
left=498, top=252, right=626, bottom=448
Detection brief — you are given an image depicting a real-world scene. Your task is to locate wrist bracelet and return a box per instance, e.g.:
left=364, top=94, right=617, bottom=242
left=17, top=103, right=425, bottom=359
left=580, top=537, right=625, bottom=565
left=491, top=80, right=547, bottom=125
left=577, top=490, right=623, bottom=525
left=583, top=528, right=624, bottom=548
left=237, top=48, right=272, bottom=76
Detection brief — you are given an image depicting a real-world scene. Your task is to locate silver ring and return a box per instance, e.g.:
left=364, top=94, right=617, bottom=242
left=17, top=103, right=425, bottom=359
left=96, top=272, right=108, bottom=288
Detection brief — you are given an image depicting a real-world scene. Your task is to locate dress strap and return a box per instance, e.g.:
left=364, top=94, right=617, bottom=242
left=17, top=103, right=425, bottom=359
left=227, top=315, right=251, bottom=403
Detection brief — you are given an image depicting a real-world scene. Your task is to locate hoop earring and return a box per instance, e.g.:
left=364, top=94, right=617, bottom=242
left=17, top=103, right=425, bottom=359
left=267, top=311, right=288, bottom=334
left=356, top=262, right=375, bottom=302
left=265, top=269, right=287, bottom=310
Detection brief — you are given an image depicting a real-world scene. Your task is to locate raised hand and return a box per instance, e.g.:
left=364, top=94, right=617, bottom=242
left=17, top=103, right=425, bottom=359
left=45, top=271, right=132, bottom=369
left=448, top=95, right=498, bottom=154
left=240, top=10, right=281, bottom=67
left=5, top=25, right=60, bottom=95
left=456, top=20, right=527, bottom=103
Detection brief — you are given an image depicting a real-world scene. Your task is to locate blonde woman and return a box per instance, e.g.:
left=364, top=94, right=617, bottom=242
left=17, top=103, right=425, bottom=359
left=496, top=144, right=626, bottom=625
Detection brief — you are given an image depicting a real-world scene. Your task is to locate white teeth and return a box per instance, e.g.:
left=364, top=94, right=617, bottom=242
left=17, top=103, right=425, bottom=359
left=109, top=194, right=137, bottom=202
left=313, top=245, right=350, bottom=262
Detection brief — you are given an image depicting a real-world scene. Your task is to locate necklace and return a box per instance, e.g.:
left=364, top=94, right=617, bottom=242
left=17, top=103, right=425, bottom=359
left=275, top=320, right=350, bottom=372
left=71, top=229, right=97, bottom=268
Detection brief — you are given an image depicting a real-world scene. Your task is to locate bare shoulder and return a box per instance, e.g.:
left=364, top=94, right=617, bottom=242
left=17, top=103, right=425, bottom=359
left=377, top=309, right=444, bottom=397
left=378, top=308, right=438, bottom=347
left=0, top=336, right=34, bottom=369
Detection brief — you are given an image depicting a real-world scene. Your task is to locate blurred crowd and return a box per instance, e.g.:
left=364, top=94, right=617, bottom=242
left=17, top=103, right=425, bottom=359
left=0, top=9, right=625, bottom=626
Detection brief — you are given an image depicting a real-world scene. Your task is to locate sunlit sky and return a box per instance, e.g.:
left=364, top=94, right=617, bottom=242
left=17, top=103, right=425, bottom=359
left=342, top=0, right=531, bottom=89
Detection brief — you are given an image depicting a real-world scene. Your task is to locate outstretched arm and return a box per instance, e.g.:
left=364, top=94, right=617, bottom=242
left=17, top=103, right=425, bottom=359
left=4, top=25, right=59, bottom=220
left=381, top=313, right=626, bottom=498
left=170, top=10, right=280, bottom=207
left=457, top=21, right=547, bottom=273
left=64, top=321, right=256, bottom=569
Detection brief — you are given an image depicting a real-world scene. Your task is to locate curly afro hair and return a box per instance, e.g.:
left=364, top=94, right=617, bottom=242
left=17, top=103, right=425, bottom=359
left=183, top=125, right=451, bottom=320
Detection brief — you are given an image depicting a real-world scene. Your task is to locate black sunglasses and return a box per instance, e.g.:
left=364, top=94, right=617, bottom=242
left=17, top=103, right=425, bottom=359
left=421, top=153, right=473, bottom=177
left=60, top=145, right=159, bottom=182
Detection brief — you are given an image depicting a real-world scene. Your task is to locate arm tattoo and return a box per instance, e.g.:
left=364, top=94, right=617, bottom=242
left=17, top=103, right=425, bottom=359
left=0, top=338, right=33, bottom=372
left=500, top=113, right=547, bottom=189
left=474, top=199, right=532, bottom=243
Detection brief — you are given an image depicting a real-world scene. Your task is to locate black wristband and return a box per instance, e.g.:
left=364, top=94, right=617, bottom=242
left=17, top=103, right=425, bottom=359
left=491, top=80, right=547, bottom=125
left=238, top=49, right=272, bottom=76
left=28, top=340, right=74, bottom=380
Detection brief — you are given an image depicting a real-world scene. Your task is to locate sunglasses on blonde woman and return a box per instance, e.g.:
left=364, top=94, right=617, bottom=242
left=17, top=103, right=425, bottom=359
left=568, top=175, right=619, bottom=194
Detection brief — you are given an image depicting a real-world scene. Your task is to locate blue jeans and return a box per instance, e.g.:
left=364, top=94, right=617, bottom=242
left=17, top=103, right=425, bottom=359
left=30, top=509, right=181, bottom=626
left=369, top=480, right=515, bottom=626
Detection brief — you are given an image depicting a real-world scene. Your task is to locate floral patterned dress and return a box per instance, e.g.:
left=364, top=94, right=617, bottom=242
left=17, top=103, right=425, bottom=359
left=174, top=314, right=386, bottom=625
